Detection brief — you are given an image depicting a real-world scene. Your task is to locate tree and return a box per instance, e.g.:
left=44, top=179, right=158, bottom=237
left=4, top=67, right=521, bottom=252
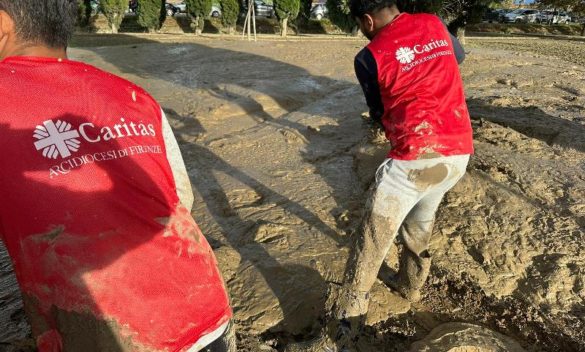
left=274, top=0, right=301, bottom=36
left=137, top=0, right=166, bottom=32
left=399, top=0, right=506, bottom=41
left=296, top=0, right=314, bottom=30
left=326, top=0, right=357, bottom=33
left=77, top=0, right=92, bottom=27
left=537, top=0, right=576, bottom=10
left=100, top=0, right=128, bottom=33
left=186, top=0, right=213, bottom=34
left=571, top=0, right=585, bottom=35
left=220, top=0, right=239, bottom=33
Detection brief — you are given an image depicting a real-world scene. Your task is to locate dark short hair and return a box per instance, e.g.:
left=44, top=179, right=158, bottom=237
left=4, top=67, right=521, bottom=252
left=349, top=0, right=397, bottom=18
left=0, top=0, right=78, bottom=48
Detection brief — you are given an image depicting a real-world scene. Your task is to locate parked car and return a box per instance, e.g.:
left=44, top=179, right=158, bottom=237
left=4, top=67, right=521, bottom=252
left=483, top=9, right=502, bottom=23
left=175, top=2, right=187, bottom=13
left=128, top=0, right=138, bottom=13
left=210, top=4, right=221, bottom=17
left=165, top=2, right=187, bottom=16
left=537, top=10, right=571, bottom=24
left=242, top=0, right=274, bottom=18
left=165, top=3, right=176, bottom=16
left=254, top=0, right=274, bottom=17
left=568, top=12, right=579, bottom=22
left=89, top=0, right=100, bottom=15
left=484, top=9, right=513, bottom=23
left=311, top=3, right=328, bottom=20
left=555, top=11, right=571, bottom=24
left=502, top=9, right=539, bottom=23
left=496, top=9, right=514, bottom=22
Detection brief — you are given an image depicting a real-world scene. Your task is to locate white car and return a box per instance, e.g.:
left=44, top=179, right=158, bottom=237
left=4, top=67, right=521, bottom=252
left=311, top=4, right=328, bottom=20
left=537, top=10, right=572, bottom=24
left=210, top=4, right=221, bottom=17
left=503, top=9, right=539, bottom=23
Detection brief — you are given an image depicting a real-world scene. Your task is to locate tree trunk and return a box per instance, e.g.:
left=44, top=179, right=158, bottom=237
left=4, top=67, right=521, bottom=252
left=194, top=16, right=203, bottom=35
left=457, top=26, right=466, bottom=45
left=281, top=18, right=288, bottom=37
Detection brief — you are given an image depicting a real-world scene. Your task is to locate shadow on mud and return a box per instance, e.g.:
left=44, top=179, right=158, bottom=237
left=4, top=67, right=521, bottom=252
left=467, top=97, right=585, bottom=153
left=163, top=108, right=331, bottom=348
left=72, top=34, right=367, bottom=349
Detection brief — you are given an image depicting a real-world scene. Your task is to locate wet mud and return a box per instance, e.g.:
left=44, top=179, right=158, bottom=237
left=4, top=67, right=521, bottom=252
left=0, top=36, right=584, bottom=351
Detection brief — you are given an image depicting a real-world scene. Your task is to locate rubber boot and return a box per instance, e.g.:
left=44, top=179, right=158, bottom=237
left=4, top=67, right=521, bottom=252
left=332, top=286, right=370, bottom=320
left=391, top=249, right=431, bottom=303
left=283, top=318, right=355, bottom=352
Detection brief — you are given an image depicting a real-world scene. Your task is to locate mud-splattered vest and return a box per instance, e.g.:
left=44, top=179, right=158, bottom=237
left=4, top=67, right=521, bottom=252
left=367, top=13, right=474, bottom=160
left=0, top=56, right=231, bottom=351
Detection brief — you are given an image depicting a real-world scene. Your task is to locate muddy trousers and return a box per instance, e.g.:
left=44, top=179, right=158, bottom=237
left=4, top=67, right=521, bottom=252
left=335, top=155, right=470, bottom=318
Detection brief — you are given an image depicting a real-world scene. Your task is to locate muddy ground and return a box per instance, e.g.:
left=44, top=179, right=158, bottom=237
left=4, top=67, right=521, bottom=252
left=0, top=35, right=584, bottom=351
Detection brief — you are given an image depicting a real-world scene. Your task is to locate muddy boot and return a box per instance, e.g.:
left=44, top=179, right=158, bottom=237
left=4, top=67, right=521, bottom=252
left=332, top=286, right=370, bottom=320
left=283, top=318, right=357, bottom=352
left=390, top=250, right=431, bottom=303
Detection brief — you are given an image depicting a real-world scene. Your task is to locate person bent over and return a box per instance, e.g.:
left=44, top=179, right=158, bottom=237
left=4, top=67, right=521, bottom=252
left=0, top=1, right=234, bottom=351
left=334, top=0, right=473, bottom=341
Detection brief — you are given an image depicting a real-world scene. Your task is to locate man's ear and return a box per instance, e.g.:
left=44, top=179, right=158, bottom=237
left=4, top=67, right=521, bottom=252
left=363, top=13, right=375, bottom=32
left=0, top=10, right=15, bottom=58
left=0, top=10, right=15, bottom=35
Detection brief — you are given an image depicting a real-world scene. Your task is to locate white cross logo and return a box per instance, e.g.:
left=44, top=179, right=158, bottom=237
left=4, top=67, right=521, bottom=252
left=34, top=120, right=81, bottom=159
left=396, top=47, right=416, bottom=64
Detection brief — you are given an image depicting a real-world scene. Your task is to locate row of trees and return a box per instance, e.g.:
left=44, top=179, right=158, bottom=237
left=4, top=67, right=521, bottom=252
left=326, top=0, right=585, bottom=37
left=81, top=0, right=585, bottom=36
left=79, top=0, right=323, bottom=36
left=79, top=0, right=241, bottom=34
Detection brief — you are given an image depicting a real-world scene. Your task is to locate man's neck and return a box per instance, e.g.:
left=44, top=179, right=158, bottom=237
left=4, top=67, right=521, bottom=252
left=8, top=44, right=67, bottom=59
left=371, top=8, right=402, bottom=39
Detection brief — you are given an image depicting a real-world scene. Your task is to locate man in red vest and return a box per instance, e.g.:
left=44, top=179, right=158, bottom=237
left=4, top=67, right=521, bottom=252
left=288, top=0, right=473, bottom=350
left=0, top=1, right=234, bottom=351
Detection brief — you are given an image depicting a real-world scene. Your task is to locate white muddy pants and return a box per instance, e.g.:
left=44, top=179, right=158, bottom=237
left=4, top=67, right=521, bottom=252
left=337, top=154, right=470, bottom=317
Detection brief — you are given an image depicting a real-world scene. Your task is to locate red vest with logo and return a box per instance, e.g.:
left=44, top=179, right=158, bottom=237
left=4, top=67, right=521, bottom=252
left=0, top=57, right=231, bottom=351
left=367, top=13, right=474, bottom=160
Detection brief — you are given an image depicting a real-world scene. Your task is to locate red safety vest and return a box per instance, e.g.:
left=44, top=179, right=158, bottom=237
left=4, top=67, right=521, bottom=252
left=367, top=13, right=474, bottom=160
left=0, top=56, right=231, bottom=351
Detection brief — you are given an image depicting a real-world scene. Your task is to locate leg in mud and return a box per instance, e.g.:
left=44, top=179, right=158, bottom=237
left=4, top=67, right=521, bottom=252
left=392, top=156, right=469, bottom=302
left=334, top=202, right=400, bottom=320
left=334, top=161, right=416, bottom=321
left=391, top=192, right=443, bottom=302
left=204, top=323, right=237, bottom=352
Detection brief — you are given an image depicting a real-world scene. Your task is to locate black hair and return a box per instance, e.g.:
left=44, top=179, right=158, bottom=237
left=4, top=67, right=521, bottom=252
left=349, top=0, right=397, bottom=18
left=0, top=0, right=78, bottom=48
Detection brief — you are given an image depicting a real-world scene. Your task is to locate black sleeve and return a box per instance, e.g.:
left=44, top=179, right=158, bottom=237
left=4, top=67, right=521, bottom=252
left=354, top=48, right=384, bottom=123
left=440, top=18, right=466, bottom=64
left=450, top=32, right=466, bottom=64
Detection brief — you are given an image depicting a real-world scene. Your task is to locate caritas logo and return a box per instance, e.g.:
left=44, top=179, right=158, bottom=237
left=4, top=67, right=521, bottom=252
left=34, top=118, right=156, bottom=159
left=395, top=38, right=450, bottom=64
